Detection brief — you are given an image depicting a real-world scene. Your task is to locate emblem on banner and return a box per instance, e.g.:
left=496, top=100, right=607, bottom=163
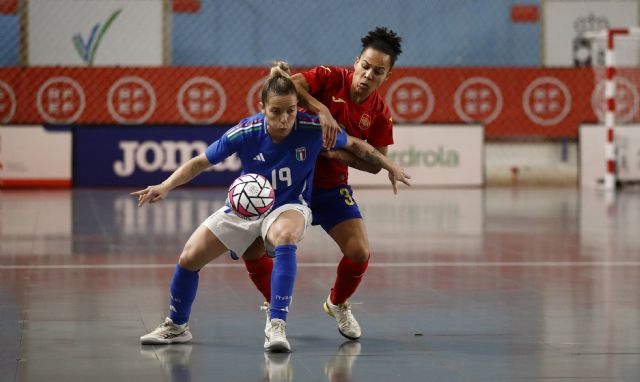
left=72, top=8, right=122, bottom=66
left=572, top=13, right=609, bottom=67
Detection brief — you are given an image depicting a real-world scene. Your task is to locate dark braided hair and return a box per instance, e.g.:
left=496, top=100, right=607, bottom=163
left=360, top=27, right=403, bottom=68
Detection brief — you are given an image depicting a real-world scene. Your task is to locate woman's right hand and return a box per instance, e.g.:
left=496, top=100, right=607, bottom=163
left=130, top=184, right=169, bottom=207
left=319, top=109, right=341, bottom=150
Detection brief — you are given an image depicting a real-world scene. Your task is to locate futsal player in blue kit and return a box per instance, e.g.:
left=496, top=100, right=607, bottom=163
left=133, top=61, right=410, bottom=352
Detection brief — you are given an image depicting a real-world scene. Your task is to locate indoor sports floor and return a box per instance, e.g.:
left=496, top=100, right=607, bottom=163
left=1, top=186, right=639, bottom=382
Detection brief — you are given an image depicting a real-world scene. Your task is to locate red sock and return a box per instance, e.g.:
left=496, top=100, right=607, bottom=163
left=244, top=255, right=273, bottom=302
left=331, top=255, right=369, bottom=305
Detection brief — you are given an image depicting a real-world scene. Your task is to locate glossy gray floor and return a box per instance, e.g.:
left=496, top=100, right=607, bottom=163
left=1, top=187, right=639, bottom=382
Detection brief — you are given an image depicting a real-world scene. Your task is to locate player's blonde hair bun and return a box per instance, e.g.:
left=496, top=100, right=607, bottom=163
left=261, top=60, right=296, bottom=104
left=270, top=61, right=291, bottom=79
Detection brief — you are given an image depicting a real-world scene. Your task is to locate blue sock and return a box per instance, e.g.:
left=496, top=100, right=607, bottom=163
left=168, top=264, right=199, bottom=325
left=270, top=244, right=297, bottom=321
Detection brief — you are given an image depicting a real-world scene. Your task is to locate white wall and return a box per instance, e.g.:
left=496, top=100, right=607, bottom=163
left=485, top=141, right=578, bottom=186
left=349, top=125, right=484, bottom=187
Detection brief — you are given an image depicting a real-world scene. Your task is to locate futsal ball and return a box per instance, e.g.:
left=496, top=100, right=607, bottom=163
left=227, top=173, right=275, bottom=220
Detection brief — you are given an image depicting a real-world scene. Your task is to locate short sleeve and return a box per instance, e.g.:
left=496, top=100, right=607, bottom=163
left=204, top=128, right=239, bottom=164
left=301, top=66, right=335, bottom=96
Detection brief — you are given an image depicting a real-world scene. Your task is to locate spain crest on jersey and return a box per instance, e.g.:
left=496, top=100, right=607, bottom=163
left=359, top=113, right=372, bottom=130
left=295, top=147, right=307, bottom=161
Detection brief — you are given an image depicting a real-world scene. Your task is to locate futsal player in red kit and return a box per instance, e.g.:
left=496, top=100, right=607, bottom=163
left=242, top=26, right=403, bottom=340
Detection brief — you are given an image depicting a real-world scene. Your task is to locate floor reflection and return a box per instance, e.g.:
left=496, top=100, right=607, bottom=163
left=324, top=341, right=362, bottom=382
left=263, top=352, right=293, bottom=382
left=2, top=187, right=640, bottom=381
left=140, top=345, right=193, bottom=382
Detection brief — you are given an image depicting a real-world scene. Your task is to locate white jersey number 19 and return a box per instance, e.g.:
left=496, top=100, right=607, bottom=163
left=271, top=167, right=292, bottom=189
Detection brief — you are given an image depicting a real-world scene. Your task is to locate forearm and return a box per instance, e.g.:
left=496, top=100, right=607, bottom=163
left=161, top=155, right=210, bottom=190
left=346, top=139, right=394, bottom=172
left=292, top=74, right=329, bottom=114
left=329, top=149, right=383, bottom=174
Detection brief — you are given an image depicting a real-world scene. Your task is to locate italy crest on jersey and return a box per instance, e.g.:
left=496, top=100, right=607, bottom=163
left=295, top=147, right=307, bottom=161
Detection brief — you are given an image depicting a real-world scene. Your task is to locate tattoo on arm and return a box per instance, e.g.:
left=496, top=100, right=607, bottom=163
left=340, top=152, right=360, bottom=168
left=338, top=139, right=388, bottom=173
left=352, top=143, right=383, bottom=167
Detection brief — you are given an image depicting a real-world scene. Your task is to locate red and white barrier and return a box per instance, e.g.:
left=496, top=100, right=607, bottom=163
left=587, top=27, right=640, bottom=190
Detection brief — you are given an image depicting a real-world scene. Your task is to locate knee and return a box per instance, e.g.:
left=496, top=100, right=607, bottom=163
left=343, top=242, right=369, bottom=263
left=271, top=228, right=300, bottom=246
left=178, top=242, right=201, bottom=271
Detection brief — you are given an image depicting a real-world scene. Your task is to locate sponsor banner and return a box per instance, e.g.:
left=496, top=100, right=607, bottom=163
left=1, top=66, right=631, bottom=137
left=543, top=0, right=639, bottom=67
left=348, top=125, right=484, bottom=187
left=73, top=125, right=241, bottom=187
left=0, top=125, right=72, bottom=187
left=27, top=0, right=164, bottom=66
left=579, top=124, right=640, bottom=187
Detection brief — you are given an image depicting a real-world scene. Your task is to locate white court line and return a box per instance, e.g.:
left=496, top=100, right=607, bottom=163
left=1, top=261, right=640, bottom=270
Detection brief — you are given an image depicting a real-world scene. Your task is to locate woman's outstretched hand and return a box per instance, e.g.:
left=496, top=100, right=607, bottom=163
left=387, top=165, right=411, bottom=194
left=130, top=184, right=169, bottom=207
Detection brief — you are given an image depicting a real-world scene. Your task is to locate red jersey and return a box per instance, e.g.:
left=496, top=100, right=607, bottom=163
left=302, top=65, right=394, bottom=189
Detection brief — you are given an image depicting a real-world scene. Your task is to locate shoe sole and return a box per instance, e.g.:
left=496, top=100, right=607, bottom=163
left=323, top=301, right=361, bottom=341
left=265, top=341, right=291, bottom=353
left=140, top=332, right=193, bottom=345
left=264, top=332, right=291, bottom=353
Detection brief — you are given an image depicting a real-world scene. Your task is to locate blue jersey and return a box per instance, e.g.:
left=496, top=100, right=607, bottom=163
left=205, top=112, right=347, bottom=208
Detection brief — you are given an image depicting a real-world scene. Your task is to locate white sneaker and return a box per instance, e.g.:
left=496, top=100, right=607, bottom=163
left=264, top=318, right=291, bottom=352
left=262, top=299, right=293, bottom=342
left=260, top=301, right=271, bottom=339
left=323, top=295, right=362, bottom=340
left=140, top=317, right=192, bottom=345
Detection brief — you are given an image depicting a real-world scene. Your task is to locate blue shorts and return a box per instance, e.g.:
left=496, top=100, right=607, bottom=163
left=311, top=185, right=363, bottom=232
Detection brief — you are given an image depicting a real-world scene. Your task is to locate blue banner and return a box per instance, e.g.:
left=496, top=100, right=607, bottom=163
left=74, top=125, right=240, bottom=187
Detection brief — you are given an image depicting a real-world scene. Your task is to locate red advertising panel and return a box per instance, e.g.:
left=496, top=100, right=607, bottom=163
left=0, top=66, right=612, bottom=138
left=172, top=0, right=200, bottom=13
left=381, top=67, right=598, bottom=138
left=0, top=0, right=17, bottom=14
left=0, top=68, right=19, bottom=124
left=4, top=67, right=266, bottom=126
left=511, top=5, right=538, bottom=23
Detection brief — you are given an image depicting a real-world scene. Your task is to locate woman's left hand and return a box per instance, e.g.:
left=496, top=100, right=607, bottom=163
left=387, top=166, right=411, bottom=194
